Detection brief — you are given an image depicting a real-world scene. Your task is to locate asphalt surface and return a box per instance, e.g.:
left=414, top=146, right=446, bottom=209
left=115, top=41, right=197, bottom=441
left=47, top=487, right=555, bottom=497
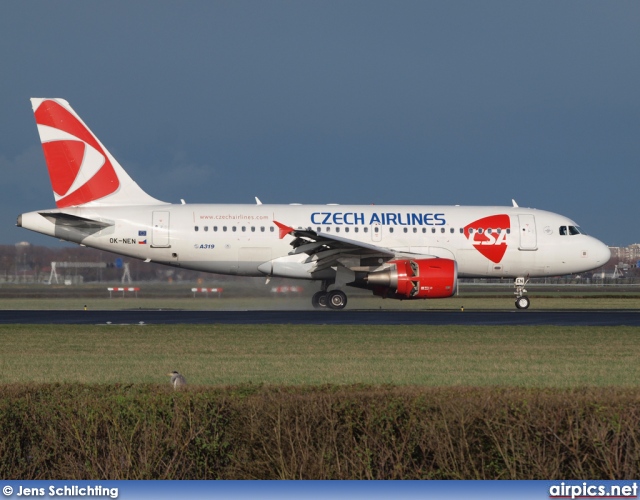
left=0, top=309, right=638, bottom=326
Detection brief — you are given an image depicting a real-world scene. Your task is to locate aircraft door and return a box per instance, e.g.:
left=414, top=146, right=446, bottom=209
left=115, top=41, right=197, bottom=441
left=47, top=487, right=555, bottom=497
left=151, top=211, right=171, bottom=248
left=518, top=214, right=537, bottom=250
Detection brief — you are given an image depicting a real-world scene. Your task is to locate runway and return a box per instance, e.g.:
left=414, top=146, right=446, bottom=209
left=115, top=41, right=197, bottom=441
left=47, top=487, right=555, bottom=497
left=0, top=309, right=639, bottom=326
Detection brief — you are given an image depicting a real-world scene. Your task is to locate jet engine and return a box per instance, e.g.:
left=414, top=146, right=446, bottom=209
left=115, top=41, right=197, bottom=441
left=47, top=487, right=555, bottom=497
left=365, top=258, right=457, bottom=299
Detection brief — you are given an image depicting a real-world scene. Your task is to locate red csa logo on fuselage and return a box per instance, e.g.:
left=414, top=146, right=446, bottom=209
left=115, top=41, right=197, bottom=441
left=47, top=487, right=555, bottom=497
left=464, top=214, right=510, bottom=263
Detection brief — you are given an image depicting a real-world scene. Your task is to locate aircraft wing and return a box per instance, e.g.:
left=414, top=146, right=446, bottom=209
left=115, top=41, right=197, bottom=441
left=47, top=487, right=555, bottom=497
left=274, top=221, right=432, bottom=273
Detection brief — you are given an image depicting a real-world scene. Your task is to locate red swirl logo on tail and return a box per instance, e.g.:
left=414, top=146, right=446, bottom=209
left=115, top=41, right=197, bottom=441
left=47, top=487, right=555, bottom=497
left=464, top=214, right=510, bottom=263
left=34, top=100, right=119, bottom=207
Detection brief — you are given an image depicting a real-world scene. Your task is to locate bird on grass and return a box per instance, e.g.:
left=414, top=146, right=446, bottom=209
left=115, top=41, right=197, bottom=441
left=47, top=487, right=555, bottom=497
left=168, top=371, right=187, bottom=390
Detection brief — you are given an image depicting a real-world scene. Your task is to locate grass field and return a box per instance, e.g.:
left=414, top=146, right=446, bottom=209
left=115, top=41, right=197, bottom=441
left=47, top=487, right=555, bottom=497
left=2, top=287, right=638, bottom=480
left=1, top=286, right=638, bottom=387
left=1, top=324, right=639, bottom=387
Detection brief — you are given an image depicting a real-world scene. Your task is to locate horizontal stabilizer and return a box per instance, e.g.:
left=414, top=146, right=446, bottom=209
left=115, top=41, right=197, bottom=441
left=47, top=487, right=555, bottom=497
left=38, top=212, right=114, bottom=230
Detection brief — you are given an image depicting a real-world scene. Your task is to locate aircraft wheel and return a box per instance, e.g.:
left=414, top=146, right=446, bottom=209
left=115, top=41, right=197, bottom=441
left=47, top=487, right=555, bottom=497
left=327, top=290, right=348, bottom=310
left=312, top=291, right=328, bottom=309
left=515, top=296, right=530, bottom=309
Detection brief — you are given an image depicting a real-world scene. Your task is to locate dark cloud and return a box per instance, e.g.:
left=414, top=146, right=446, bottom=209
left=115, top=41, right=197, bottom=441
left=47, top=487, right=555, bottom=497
left=2, top=1, right=638, bottom=246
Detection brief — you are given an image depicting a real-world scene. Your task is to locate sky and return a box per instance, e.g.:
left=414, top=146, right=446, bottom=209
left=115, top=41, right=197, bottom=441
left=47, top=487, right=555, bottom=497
left=1, top=1, right=638, bottom=247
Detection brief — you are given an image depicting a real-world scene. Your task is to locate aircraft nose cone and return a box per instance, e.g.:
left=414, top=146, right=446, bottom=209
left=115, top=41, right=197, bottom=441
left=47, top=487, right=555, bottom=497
left=593, top=239, right=611, bottom=265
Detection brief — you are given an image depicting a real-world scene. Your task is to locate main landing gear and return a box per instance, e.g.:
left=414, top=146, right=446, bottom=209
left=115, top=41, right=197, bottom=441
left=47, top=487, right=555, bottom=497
left=514, top=277, right=530, bottom=309
left=312, top=281, right=348, bottom=310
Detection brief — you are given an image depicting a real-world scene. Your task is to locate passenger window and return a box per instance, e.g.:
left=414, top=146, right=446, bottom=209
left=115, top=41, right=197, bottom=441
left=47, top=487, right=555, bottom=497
left=496, top=228, right=501, bottom=234
left=413, top=228, right=417, bottom=233
left=345, top=227, right=349, bottom=233
left=389, top=228, right=394, bottom=233
left=487, top=228, right=492, bottom=234
left=204, top=226, right=208, bottom=232
left=251, top=227, right=255, bottom=232
left=459, top=228, right=464, bottom=233
left=364, top=227, right=369, bottom=233
left=223, top=226, right=227, bottom=232
left=195, top=226, right=199, bottom=232
left=270, top=227, right=274, bottom=232
left=403, top=228, right=408, bottom=233
left=468, top=228, right=474, bottom=234
left=242, top=226, right=246, bottom=232
left=440, top=228, right=445, bottom=233
left=374, top=227, right=379, bottom=233
left=559, top=226, right=567, bottom=236
left=260, top=227, right=265, bottom=232
left=450, top=228, right=454, bottom=233
left=506, top=229, right=510, bottom=234
left=478, top=228, right=483, bottom=234
left=354, top=227, right=359, bottom=233
left=431, top=228, right=436, bottom=234
left=232, top=226, right=237, bottom=232
left=335, top=227, right=340, bottom=233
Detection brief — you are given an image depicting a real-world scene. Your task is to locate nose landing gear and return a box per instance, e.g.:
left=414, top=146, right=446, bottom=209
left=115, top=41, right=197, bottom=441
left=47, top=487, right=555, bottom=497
left=514, top=277, right=530, bottom=309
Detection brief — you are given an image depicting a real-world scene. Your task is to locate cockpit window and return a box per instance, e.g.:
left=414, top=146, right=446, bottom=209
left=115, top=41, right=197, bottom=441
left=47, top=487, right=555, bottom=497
left=560, top=225, right=583, bottom=236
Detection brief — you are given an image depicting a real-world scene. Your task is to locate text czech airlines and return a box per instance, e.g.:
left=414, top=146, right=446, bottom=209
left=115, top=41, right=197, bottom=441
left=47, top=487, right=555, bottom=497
left=310, top=212, right=446, bottom=226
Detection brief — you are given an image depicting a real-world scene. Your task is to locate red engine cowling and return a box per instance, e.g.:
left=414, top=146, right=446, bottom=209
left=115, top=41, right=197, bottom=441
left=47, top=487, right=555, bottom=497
left=367, top=258, right=457, bottom=299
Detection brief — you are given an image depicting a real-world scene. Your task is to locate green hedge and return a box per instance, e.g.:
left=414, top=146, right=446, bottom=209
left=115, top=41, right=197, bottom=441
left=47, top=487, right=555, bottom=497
left=1, top=384, right=639, bottom=479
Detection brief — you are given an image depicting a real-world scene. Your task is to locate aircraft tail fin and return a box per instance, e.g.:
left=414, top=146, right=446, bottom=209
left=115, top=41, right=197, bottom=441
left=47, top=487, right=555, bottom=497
left=31, top=98, right=166, bottom=208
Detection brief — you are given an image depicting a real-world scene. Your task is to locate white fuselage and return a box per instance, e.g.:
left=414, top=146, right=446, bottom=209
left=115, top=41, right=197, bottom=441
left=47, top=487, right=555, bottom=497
left=21, top=98, right=613, bottom=309
left=19, top=203, right=611, bottom=280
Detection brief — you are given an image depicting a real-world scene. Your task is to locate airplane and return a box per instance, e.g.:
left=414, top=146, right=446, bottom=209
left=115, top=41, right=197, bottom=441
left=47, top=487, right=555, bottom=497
left=17, top=98, right=611, bottom=310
